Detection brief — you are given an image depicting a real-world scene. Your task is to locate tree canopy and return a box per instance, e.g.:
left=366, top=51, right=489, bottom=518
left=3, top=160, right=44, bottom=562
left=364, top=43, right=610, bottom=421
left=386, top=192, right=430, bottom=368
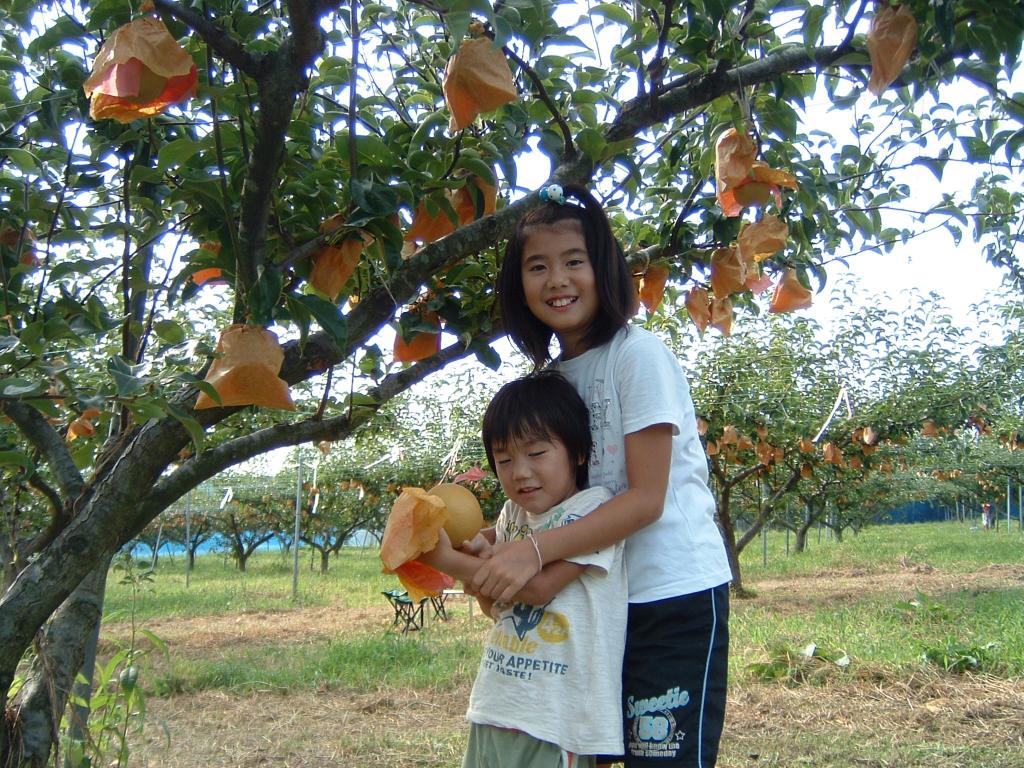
left=1, top=0, right=1023, bottom=762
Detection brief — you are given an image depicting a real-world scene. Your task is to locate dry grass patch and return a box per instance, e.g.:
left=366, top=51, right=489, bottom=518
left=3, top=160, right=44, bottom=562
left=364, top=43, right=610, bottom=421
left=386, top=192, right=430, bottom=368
left=134, top=685, right=470, bottom=768
left=741, top=563, right=1024, bottom=617
left=103, top=605, right=385, bottom=659
left=723, top=672, right=1024, bottom=767
left=131, top=672, right=1024, bottom=768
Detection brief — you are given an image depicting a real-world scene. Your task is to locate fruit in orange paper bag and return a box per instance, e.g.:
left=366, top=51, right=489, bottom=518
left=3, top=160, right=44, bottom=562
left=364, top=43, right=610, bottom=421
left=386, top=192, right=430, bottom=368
left=190, top=242, right=226, bottom=286
left=67, top=415, right=96, bottom=441
left=866, top=4, right=918, bottom=96
left=394, top=330, right=441, bottom=363
left=310, top=233, right=367, bottom=301
left=737, top=214, right=788, bottom=264
left=638, top=265, right=670, bottom=313
left=715, top=127, right=757, bottom=189
left=83, top=16, right=198, bottom=123
left=427, top=482, right=484, bottom=546
left=195, top=324, right=295, bottom=410
left=309, top=215, right=370, bottom=301
left=452, top=175, right=498, bottom=224
left=406, top=176, right=498, bottom=245
left=380, top=487, right=459, bottom=601
left=405, top=199, right=457, bottom=244
left=768, top=268, right=812, bottom=314
left=0, top=226, right=37, bottom=267
left=380, top=488, right=448, bottom=572
left=710, top=297, right=733, bottom=336
left=394, top=308, right=441, bottom=363
left=443, top=36, right=517, bottom=132
left=685, top=287, right=711, bottom=333
left=394, top=560, right=454, bottom=602
left=710, top=247, right=746, bottom=298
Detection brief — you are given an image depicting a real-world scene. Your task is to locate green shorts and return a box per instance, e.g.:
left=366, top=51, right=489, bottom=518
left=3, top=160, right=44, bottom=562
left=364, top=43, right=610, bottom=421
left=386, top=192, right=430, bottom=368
left=462, top=723, right=596, bottom=768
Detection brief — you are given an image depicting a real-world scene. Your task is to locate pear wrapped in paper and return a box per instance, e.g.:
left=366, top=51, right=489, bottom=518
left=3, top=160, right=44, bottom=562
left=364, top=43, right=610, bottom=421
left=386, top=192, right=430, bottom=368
left=442, top=37, right=517, bottom=132
left=195, top=324, right=295, bottom=410
left=83, top=16, right=197, bottom=122
left=380, top=484, right=484, bottom=601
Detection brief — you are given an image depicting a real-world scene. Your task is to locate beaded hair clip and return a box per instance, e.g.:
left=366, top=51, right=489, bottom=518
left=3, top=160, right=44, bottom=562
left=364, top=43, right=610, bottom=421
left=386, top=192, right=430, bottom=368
left=539, top=183, right=566, bottom=204
left=538, top=183, right=585, bottom=208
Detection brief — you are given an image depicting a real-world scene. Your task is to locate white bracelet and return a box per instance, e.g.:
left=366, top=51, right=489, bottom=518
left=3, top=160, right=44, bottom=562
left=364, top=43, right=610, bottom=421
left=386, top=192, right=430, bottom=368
left=526, top=533, right=543, bottom=571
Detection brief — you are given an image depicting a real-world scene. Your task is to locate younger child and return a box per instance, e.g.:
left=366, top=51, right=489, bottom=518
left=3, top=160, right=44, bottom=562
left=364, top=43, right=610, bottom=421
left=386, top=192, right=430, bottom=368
left=421, top=370, right=627, bottom=768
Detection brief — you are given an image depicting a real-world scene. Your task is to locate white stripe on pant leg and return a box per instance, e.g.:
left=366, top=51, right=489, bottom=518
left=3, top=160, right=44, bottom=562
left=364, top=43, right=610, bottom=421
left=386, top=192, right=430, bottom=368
left=697, top=589, right=719, bottom=768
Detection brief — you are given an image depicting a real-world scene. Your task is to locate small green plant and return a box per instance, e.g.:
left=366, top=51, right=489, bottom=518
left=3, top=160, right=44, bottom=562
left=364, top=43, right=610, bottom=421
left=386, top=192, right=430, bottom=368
left=62, top=553, right=169, bottom=767
left=746, top=641, right=851, bottom=684
left=920, top=639, right=998, bottom=673
left=894, top=591, right=958, bottom=623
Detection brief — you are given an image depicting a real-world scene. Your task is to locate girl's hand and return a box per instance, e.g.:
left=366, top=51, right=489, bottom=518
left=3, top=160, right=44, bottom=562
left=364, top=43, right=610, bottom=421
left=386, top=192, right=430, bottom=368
left=468, top=538, right=542, bottom=602
left=458, top=532, right=494, bottom=559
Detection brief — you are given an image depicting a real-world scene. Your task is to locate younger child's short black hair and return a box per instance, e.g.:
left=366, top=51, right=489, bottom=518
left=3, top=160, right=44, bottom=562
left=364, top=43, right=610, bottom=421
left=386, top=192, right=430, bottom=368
left=482, top=370, right=591, bottom=490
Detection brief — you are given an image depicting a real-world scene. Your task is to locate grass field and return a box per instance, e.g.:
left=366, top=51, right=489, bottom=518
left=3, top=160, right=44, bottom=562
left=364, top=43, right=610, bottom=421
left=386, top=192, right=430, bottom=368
left=100, top=521, right=1024, bottom=767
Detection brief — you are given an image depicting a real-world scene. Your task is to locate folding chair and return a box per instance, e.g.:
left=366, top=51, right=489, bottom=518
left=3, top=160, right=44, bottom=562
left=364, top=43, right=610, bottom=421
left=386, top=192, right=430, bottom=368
left=429, top=592, right=449, bottom=621
left=383, top=589, right=425, bottom=633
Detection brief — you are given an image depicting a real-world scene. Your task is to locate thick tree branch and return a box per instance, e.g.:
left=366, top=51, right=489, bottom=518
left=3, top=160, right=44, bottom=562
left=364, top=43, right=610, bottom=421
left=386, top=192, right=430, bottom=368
left=0, top=402, right=83, bottom=498
left=285, top=0, right=328, bottom=65
left=150, top=0, right=265, bottom=78
left=146, top=336, right=489, bottom=513
left=233, top=5, right=326, bottom=309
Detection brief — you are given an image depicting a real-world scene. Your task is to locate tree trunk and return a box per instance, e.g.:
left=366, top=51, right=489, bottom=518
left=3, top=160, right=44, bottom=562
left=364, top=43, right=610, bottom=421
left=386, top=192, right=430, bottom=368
left=320, top=548, right=330, bottom=575
left=5, top=558, right=110, bottom=767
left=714, top=484, right=745, bottom=596
left=794, top=525, right=809, bottom=553
left=1, top=533, right=16, bottom=591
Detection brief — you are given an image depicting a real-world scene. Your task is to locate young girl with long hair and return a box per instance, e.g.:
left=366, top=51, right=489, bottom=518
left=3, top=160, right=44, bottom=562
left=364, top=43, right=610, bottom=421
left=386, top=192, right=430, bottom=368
left=470, top=183, right=732, bottom=768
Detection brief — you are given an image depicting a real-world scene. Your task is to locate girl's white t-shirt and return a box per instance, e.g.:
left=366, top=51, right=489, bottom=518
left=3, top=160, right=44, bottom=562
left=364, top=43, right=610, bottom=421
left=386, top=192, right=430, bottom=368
left=556, top=326, right=733, bottom=602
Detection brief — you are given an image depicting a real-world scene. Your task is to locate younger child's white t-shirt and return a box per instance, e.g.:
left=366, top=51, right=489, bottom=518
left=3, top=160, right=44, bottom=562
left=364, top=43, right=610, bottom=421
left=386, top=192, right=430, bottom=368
left=465, top=486, right=627, bottom=755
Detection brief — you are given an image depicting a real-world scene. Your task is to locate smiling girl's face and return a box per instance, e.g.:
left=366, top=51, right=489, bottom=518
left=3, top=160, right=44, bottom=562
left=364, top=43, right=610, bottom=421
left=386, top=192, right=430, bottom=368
left=520, top=219, right=598, bottom=360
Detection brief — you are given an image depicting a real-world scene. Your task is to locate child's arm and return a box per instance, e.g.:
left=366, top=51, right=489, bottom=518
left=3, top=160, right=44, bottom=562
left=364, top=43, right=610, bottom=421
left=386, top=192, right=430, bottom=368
left=420, top=530, right=588, bottom=606
left=416, top=529, right=488, bottom=583
left=470, top=424, right=672, bottom=601
left=510, top=560, right=588, bottom=605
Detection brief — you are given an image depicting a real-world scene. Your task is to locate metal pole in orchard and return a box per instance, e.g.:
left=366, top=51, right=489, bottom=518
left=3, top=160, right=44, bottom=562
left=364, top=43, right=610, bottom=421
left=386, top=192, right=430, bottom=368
left=1007, top=477, right=1012, bottom=533
left=292, top=447, right=303, bottom=601
left=760, top=479, right=767, bottom=567
left=185, top=491, right=192, bottom=589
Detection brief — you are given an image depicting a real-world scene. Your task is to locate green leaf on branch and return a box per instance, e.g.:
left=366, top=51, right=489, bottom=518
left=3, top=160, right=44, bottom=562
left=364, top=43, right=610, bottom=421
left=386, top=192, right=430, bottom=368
left=349, top=178, right=398, bottom=217
left=167, top=403, right=206, bottom=452
left=248, top=267, right=283, bottom=326
left=802, top=6, right=826, bottom=53
left=592, top=3, right=633, bottom=25
left=0, top=378, right=44, bottom=397
left=1, top=147, right=40, bottom=173
left=914, top=156, right=946, bottom=182
left=157, top=138, right=203, bottom=170
left=0, top=450, right=32, bottom=469
left=473, top=343, right=501, bottom=371
left=153, top=320, right=186, bottom=345
left=293, top=293, right=348, bottom=345
left=107, top=356, right=147, bottom=396
left=576, top=127, right=607, bottom=162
